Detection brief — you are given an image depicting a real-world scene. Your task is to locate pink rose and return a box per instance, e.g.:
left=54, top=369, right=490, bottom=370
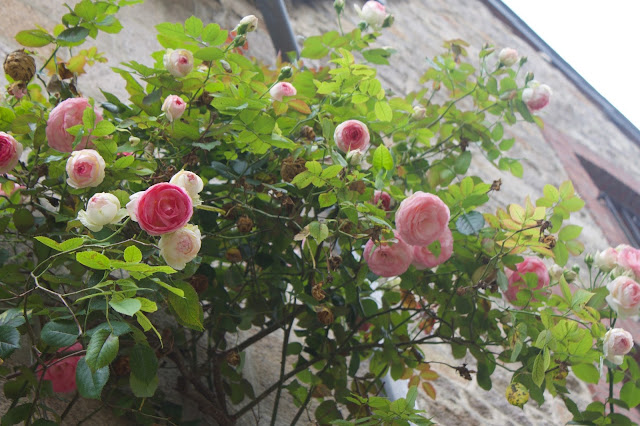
left=603, top=328, right=634, bottom=365
left=504, top=257, right=549, bottom=302
left=616, top=246, right=640, bottom=278
left=334, top=120, right=370, bottom=153
left=163, top=49, right=194, bottom=78
left=46, top=98, right=103, bottom=152
left=270, top=82, right=297, bottom=102
left=363, top=231, right=413, bottom=277
left=595, top=247, right=619, bottom=272
left=162, top=95, right=187, bottom=122
left=158, top=224, right=202, bottom=270
left=373, top=190, right=391, bottom=211
left=358, top=1, right=387, bottom=28
left=498, top=48, right=519, bottom=66
left=395, top=191, right=450, bottom=246
left=169, top=170, right=204, bottom=205
left=0, top=132, right=23, bottom=174
left=65, top=149, right=106, bottom=189
left=522, top=81, right=552, bottom=111
left=38, top=343, right=82, bottom=393
left=412, top=228, right=453, bottom=270
left=127, top=182, right=193, bottom=236
left=606, top=276, right=640, bottom=319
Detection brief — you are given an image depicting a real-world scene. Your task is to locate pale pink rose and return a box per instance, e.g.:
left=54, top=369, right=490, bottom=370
left=235, top=15, right=258, bottom=34
left=498, top=48, right=519, bottom=66
left=0, top=132, right=23, bottom=174
left=38, top=343, right=82, bottom=393
left=606, top=276, right=640, bottom=319
left=395, top=191, right=450, bottom=246
left=504, top=257, right=549, bottom=302
left=412, top=228, right=453, bottom=270
left=358, top=1, right=387, bottom=28
left=603, top=328, right=634, bottom=365
left=169, top=170, right=204, bottom=205
left=158, top=224, right=202, bottom=270
left=616, top=246, right=640, bottom=278
left=78, top=193, right=127, bottom=232
left=162, top=95, right=187, bottom=122
left=334, top=120, right=370, bottom=153
left=595, top=247, right=619, bottom=272
left=522, top=81, right=552, bottom=111
left=373, top=190, right=391, bottom=211
left=363, top=231, right=413, bottom=277
left=46, top=98, right=103, bottom=152
left=412, top=105, right=426, bottom=120
left=65, top=149, right=106, bottom=189
left=128, top=183, right=193, bottom=236
left=270, top=82, right=296, bottom=102
left=163, top=49, right=194, bottom=78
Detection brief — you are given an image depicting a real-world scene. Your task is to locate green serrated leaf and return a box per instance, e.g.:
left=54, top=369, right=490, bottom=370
left=456, top=211, right=485, bottom=235
left=123, top=245, right=142, bottom=263
left=40, top=321, right=79, bottom=348
left=85, top=329, right=119, bottom=371
left=109, top=298, right=142, bottom=316
left=168, top=281, right=204, bottom=331
left=372, top=145, right=393, bottom=171
left=76, top=251, right=111, bottom=270
left=76, top=357, right=109, bottom=399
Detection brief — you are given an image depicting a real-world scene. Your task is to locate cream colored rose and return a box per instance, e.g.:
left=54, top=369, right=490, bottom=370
left=78, top=193, right=127, bottom=232
left=499, top=48, right=519, bottom=66
left=595, top=247, right=618, bottom=272
left=158, top=224, right=202, bottom=270
left=65, top=149, right=105, bottom=189
left=169, top=170, right=204, bottom=205
left=603, top=328, right=634, bottom=365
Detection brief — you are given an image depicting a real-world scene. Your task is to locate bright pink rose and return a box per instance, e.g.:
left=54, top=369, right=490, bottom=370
left=504, top=257, right=549, bottom=302
left=334, top=120, right=370, bottom=153
left=616, top=246, right=640, bottom=278
left=270, top=82, right=297, bottom=102
left=606, top=276, right=640, bottom=319
left=363, top=231, right=413, bottom=277
left=0, top=132, right=23, bottom=174
left=395, top=191, right=450, bottom=246
left=46, top=98, right=103, bottom=152
left=412, top=228, right=453, bottom=269
left=373, top=190, right=391, bottom=211
left=39, top=343, right=82, bottom=393
left=603, top=328, right=634, bottom=365
left=522, top=81, right=552, bottom=111
left=65, top=149, right=106, bottom=189
left=127, top=183, right=193, bottom=236
left=163, top=49, right=194, bottom=78
left=162, top=95, right=187, bottom=122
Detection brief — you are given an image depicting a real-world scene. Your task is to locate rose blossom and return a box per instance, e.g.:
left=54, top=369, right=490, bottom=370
left=357, top=1, right=387, bottom=28
left=616, top=246, right=640, bottom=278
left=163, top=49, right=194, bottom=78
left=162, top=95, right=187, bottom=122
left=170, top=170, right=204, bottom=205
left=606, top=276, right=640, bottom=319
left=158, top=224, right=202, bottom=270
left=412, top=227, right=453, bottom=269
left=498, top=48, right=519, bottom=66
left=127, top=182, right=193, bottom=236
left=46, top=98, right=103, bottom=152
left=363, top=231, right=413, bottom=277
left=0, top=132, right=23, bottom=174
left=235, top=15, right=258, bottom=34
left=522, top=81, right=552, bottom=111
left=603, top=328, right=634, bottom=365
left=595, top=247, right=619, bottom=272
left=504, top=257, right=550, bottom=302
left=78, top=193, right=127, bottom=232
left=334, top=120, right=370, bottom=153
left=373, top=190, right=391, bottom=211
left=65, top=149, right=106, bottom=189
left=270, top=82, right=296, bottom=102
left=38, top=343, right=82, bottom=393
left=395, top=191, right=450, bottom=246
left=412, top=105, right=426, bottom=120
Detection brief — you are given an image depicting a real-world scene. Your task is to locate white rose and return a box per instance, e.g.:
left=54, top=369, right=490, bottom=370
left=412, top=105, right=426, bottom=120
left=499, top=48, right=519, bottom=66
left=595, top=248, right=618, bottom=272
left=65, top=149, right=105, bottom=189
left=356, top=1, right=387, bottom=28
left=169, top=170, right=204, bottom=205
left=235, top=15, right=258, bottom=34
left=603, top=328, right=634, bottom=365
left=548, top=264, right=563, bottom=282
left=158, top=224, right=202, bottom=270
left=78, top=193, right=127, bottom=232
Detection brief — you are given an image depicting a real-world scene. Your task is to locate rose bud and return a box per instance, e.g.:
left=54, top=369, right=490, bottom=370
left=334, top=0, right=345, bottom=13
left=363, top=231, right=413, bottom=277
left=78, top=192, right=127, bottom=232
left=412, top=105, right=426, bottom=120
left=162, top=95, right=187, bottom=122
left=346, top=150, right=364, bottom=165
left=606, top=276, right=640, bottom=319
left=504, top=257, right=549, bottom=302
left=158, top=224, right=202, bottom=270
left=603, top=328, right=634, bottom=365
left=615, top=246, right=640, bottom=278
left=46, top=98, right=103, bottom=152
left=126, top=183, right=193, bottom=236
left=65, top=149, right=106, bottom=189
left=357, top=1, right=388, bottom=29
left=270, top=82, right=296, bottom=102
left=0, top=132, right=23, bottom=174
left=522, top=81, right=552, bottom=111
left=412, top=228, right=453, bottom=269
left=37, top=343, right=82, bottom=393
left=277, top=66, right=293, bottom=81
left=548, top=264, right=564, bottom=282
left=163, top=49, right=194, bottom=78
left=372, top=190, right=391, bottom=211
left=169, top=170, right=204, bottom=205
left=498, top=48, right=519, bottom=67
left=334, top=119, right=370, bottom=153
left=395, top=191, right=450, bottom=246
left=235, top=15, right=258, bottom=35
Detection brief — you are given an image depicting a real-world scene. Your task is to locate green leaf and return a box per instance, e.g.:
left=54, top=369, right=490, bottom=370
left=620, top=382, right=640, bottom=408
left=543, top=184, right=559, bottom=203
left=0, top=325, right=20, bottom=359
left=553, top=241, right=569, bottom=267
left=0, top=309, right=25, bottom=328
left=532, top=354, right=545, bottom=387
left=372, top=145, right=393, bottom=171
left=185, top=16, right=204, bottom=37
left=34, top=236, right=62, bottom=251
left=60, top=237, right=85, bottom=251
left=571, top=363, right=600, bottom=384
left=85, top=329, right=119, bottom=371
left=130, top=372, right=158, bottom=398
left=154, top=280, right=183, bottom=296
left=456, top=211, right=485, bottom=235
left=454, top=151, right=472, bottom=174
left=308, top=221, right=329, bottom=243
left=1, top=403, right=33, bottom=426
left=76, top=357, right=109, bottom=399
left=202, top=23, right=225, bottom=44
left=76, top=251, right=111, bottom=270
left=558, top=225, right=582, bottom=241
left=13, top=209, right=34, bottom=232
left=318, top=192, right=337, bottom=208
left=109, top=298, right=142, bottom=316
left=374, top=101, right=392, bottom=122
left=130, top=344, right=158, bottom=384
left=15, top=30, right=54, bottom=47
left=92, top=120, right=116, bottom=136
left=124, top=245, right=142, bottom=263
left=57, top=26, right=90, bottom=43
left=510, top=160, right=523, bottom=178
left=168, top=281, right=204, bottom=331
left=194, top=47, right=224, bottom=61
left=40, top=321, right=79, bottom=348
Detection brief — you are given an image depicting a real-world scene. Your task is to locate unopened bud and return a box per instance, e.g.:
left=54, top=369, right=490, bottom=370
left=235, top=15, right=258, bottom=35
left=563, top=270, right=577, bottom=283
left=219, top=59, right=232, bottom=73
left=129, top=136, right=140, bottom=145
left=278, top=66, right=293, bottom=81
left=346, top=150, right=364, bottom=165
left=382, top=14, right=394, bottom=28
left=584, top=252, right=594, bottom=267
left=334, top=0, right=345, bottom=13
